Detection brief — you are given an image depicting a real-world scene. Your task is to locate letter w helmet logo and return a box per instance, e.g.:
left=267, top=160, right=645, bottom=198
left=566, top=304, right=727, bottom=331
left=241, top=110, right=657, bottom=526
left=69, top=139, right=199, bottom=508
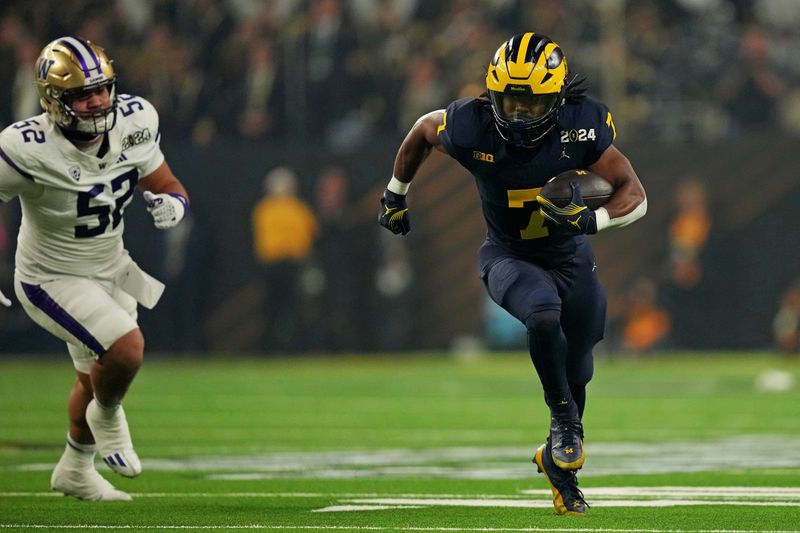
left=37, top=58, right=55, bottom=80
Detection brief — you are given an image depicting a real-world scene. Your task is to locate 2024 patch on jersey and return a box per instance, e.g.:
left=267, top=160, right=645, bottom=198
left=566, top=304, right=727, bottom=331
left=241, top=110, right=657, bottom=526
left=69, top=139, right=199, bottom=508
left=0, top=94, right=164, bottom=283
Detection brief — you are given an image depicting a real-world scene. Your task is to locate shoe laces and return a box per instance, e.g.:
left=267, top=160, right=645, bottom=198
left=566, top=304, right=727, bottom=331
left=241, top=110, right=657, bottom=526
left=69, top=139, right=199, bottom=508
left=552, top=418, right=584, bottom=443
left=564, top=419, right=584, bottom=437
left=566, top=470, right=589, bottom=508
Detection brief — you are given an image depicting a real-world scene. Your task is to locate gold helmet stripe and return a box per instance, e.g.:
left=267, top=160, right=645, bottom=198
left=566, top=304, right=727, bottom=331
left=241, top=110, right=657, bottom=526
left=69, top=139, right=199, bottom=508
left=507, top=32, right=536, bottom=80
left=515, top=32, right=534, bottom=65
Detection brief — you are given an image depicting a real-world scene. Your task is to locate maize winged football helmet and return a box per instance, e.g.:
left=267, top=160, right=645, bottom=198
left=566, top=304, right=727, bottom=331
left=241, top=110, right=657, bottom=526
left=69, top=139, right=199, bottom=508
left=35, top=37, right=118, bottom=135
left=486, top=32, right=568, bottom=148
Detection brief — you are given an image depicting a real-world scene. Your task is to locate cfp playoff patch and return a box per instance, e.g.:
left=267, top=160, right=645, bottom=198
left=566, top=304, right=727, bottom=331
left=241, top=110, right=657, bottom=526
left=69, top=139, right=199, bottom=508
left=121, top=128, right=151, bottom=152
left=69, top=165, right=81, bottom=181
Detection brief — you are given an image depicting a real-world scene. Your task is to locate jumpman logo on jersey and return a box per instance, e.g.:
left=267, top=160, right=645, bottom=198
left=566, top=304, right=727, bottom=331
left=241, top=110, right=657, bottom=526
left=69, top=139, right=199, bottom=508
left=559, top=148, right=571, bottom=160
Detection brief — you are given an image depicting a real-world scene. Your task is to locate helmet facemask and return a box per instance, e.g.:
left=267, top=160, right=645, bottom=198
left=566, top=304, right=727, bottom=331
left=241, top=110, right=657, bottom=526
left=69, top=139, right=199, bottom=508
left=485, top=33, right=568, bottom=149
left=488, top=90, right=562, bottom=148
left=56, top=80, right=118, bottom=135
left=35, top=37, right=119, bottom=136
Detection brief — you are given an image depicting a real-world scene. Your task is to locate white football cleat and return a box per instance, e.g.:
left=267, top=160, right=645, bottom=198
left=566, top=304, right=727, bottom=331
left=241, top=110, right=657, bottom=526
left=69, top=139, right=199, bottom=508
left=51, top=457, right=132, bottom=501
left=85, top=399, right=142, bottom=478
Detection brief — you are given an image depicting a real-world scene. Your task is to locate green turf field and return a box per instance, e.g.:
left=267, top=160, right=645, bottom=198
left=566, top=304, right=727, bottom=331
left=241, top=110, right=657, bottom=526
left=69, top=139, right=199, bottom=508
left=1, top=352, right=799, bottom=532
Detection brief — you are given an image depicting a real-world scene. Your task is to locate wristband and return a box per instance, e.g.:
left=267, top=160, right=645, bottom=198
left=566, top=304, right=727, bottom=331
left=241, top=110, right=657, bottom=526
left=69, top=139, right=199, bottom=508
left=594, top=198, right=648, bottom=233
left=387, top=176, right=410, bottom=195
left=594, top=207, right=610, bottom=232
left=167, top=192, right=190, bottom=214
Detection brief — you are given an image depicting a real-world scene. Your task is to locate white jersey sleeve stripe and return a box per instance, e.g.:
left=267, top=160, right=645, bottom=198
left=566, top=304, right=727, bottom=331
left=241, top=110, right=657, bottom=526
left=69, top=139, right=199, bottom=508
left=0, top=145, right=33, bottom=180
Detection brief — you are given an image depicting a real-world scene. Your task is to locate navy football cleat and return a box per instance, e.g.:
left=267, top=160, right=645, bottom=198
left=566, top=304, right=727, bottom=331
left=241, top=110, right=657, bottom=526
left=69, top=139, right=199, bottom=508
left=549, top=417, right=585, bottom=470
left=534, top=441, right=588, bottom=516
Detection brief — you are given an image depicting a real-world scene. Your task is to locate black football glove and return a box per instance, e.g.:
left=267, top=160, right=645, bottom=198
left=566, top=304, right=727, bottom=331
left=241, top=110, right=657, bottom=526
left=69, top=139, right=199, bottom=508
left=378, top=189, right=411, bottom=235
left=536, top=181, right=598, bottom=235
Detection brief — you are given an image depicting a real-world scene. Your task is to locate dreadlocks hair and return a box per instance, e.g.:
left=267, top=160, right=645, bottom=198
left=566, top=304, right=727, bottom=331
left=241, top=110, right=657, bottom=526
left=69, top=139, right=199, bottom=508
left=565, top=74, right=587, bottom=101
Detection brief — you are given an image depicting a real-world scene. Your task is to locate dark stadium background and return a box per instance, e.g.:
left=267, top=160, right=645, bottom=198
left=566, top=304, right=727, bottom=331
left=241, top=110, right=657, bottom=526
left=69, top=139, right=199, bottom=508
left=1, top=0, right=799, bottom=355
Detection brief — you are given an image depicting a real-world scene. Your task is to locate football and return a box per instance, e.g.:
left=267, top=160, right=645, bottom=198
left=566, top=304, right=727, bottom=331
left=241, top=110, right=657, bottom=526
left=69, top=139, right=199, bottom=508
left=539, top=169, right=613, bottom=210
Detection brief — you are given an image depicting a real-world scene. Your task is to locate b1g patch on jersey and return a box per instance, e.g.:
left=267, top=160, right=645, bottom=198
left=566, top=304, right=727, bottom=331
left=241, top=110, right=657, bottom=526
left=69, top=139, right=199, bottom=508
left=121, top=128, right=151, bottom=152
left=473, top=150, right=495, bottom=163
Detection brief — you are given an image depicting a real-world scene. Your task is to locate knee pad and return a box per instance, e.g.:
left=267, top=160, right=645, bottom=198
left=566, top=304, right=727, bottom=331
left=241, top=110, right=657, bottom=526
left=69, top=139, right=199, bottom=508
left=525, top=309, right=561, bottom=335
left=525, top=309, right=564, bottom=360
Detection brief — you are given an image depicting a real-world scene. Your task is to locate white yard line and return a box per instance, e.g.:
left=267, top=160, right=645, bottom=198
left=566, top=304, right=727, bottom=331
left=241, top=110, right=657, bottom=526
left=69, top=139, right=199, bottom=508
left=3, top=486, right=800, bottom=501
left=1, top=526, right=799, bottom=533
left=314, top=497, right=800, bottom=511
left=12, top=435, right=800, bottom=480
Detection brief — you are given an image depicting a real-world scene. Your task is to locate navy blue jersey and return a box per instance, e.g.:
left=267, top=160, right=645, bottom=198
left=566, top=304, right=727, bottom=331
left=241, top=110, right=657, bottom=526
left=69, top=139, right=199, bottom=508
left=437, top=96, right=615, bottom=273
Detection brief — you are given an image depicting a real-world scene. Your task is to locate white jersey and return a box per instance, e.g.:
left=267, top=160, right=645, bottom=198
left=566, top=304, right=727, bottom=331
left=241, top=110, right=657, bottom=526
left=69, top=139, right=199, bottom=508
left=0, top=94, right=164, bottom=283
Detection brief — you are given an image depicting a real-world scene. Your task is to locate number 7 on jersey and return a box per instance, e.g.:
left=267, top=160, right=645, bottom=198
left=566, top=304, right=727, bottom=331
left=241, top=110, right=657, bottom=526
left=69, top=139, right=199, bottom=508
left=507, top=187, right=549, bottom=240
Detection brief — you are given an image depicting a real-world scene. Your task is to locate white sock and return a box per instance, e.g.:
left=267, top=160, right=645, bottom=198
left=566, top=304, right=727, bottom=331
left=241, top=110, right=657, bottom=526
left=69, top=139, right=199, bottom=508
left=64, top=433, right=96, bottom=469
left=93, top=397, right=121, bottom=419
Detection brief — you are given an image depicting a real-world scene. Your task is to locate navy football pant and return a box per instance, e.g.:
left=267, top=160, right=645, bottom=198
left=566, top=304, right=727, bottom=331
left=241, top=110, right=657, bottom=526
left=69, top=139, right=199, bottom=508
left=483, top=244, right=606, bottom=419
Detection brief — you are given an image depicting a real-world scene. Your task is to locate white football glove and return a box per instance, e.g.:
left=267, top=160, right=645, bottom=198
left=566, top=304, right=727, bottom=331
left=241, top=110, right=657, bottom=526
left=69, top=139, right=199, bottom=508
left=0, top=289, right=11, bottom=307
left=143, top=191, right=188, bottom=229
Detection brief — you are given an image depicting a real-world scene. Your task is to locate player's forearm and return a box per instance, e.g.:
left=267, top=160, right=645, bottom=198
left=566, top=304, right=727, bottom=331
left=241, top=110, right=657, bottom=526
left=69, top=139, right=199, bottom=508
left=390, top=111, right=444, bottom=192
left=602, top=178, right=646, bottom=219
left=392, top=127, right=434, bottom=186
left=588, top=145, right=646, bottom=228
left=152, top=181, right=189, bottom=200
left=595, top=181, right=647, bottom=231
left=139, top=161, right=189, bottom=201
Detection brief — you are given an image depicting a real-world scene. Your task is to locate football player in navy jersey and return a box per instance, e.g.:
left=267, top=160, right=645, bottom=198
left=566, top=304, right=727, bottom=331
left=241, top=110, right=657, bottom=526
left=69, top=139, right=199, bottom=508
left=379, top=32, right=647, bottom=515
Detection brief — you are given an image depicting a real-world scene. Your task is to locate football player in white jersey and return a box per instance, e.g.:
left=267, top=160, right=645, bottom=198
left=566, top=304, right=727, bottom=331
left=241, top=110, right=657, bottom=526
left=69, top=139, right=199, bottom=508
left=0, top=37, right=190, bottom=501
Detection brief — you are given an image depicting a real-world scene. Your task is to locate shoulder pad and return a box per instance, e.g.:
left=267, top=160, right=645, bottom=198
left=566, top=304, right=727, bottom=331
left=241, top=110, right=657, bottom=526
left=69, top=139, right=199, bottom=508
left=117, top=94, right=160, bottom=132
left=557, top=96, right=616, bottom=164
left=559, top=97, right=610, bottom=130
left=0, top=115, right=50, bottom=178
left=441, top=97, right=494, bottom=150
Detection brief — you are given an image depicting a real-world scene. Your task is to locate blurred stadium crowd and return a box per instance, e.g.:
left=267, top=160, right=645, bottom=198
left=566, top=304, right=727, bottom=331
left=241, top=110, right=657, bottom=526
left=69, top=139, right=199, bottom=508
left=1, top=0, right=800, bottom=355
left=2, top=0, right=800, bottom=145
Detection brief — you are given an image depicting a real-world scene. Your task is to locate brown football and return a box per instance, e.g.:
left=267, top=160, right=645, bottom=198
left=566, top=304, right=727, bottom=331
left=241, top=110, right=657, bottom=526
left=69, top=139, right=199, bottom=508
left=539, top=169, right=613, bottom=209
